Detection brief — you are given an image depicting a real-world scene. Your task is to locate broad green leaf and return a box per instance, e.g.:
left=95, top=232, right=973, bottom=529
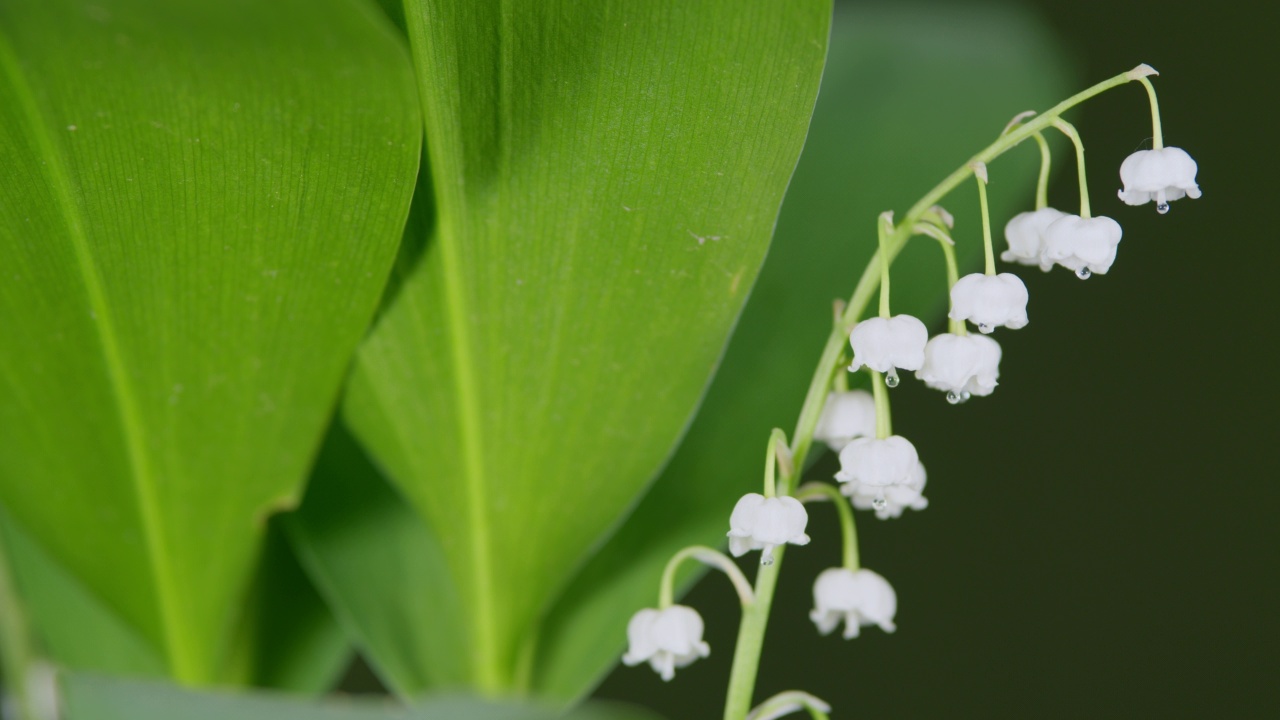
left=285, top=422, right=469, bottom=695
left=218, top=522, right=352, bottom=693
left=0, top=508, right=162, bottom=678
left=0, top=0, right=420, bottom=683
left=536, top=4, right=1076, bottom=702
left=338, top=0, right=832, bottom=691
left=60, top=674, right=663, bottom=720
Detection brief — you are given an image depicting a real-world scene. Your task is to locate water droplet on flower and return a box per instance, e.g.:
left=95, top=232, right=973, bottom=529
left=1156, top=202, right=1170, bottom=215
left=946, top=391, right=961, bottom=405
left=871, top=495, right=888, bottom=510
left=885, top=369, right=900, bottom=388
left=760, top=555, right=774, bottom=566
left=961, top=391, right=972, bottom=403
left=977, top=323, right=992, bottom=333
left=1075, top=267, right=1092, bottom=280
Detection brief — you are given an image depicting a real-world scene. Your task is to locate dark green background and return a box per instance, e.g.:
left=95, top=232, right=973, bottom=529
left=594, top=0, right=1278, bottom=717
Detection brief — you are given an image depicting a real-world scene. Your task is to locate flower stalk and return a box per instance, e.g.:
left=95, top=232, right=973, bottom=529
left=796, top=483, right=860, bottom=571
left=720, top=66, right=1153, bottom=720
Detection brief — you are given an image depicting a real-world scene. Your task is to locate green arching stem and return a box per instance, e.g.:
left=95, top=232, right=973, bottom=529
left=974, top=168, right=996, bottom=275
left=796, top=483, right=859, bottom=570
left=869, top=369, right=892, bottom=438
left=876, top=214, right=892, bottom=318
left=659, top=546, right=755, bottom=609
left=1138, top=76, right=1163, bottom=149
left=745, top=691, right=833, bottom=720
left=763, top=428, right=790, bottom=498
left=1033, top=132, right=1052, bottom=210
left=723, top=68, right=1142, bottom=720
left=1053, top=118, right=1091, bottom=218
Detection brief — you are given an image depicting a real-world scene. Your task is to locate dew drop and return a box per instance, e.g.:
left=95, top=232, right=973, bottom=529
left=1156, top=202, right=1170, bottom=215
left=978, top=323, right=992, bottom=333
left=871, top=495, right=888, bottom=511
left=961, top=391, right=972, bottom=403
left=946, top=391, right=961, bottom=405
left=760, top=555, right=775, bottom=567
left=885, top=369, right=900, bottom=388
left=1075, top=267, right=1092, bottom=280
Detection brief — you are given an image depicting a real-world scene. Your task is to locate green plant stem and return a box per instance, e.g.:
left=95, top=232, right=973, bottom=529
left=722, top=549, right=783, bottom=720
left=659, top=546, right=754, bottom=609
left=876, top=215, right=892, bottom=318
left=1053, top=118, right=1091, bottom=218
left=1032, top=132, right=1052, bottom=210
left=975, top=170, right=996, bottom=276
left=745, top=690, right=832, bottom=720
left=762, top=428, right=790, bottom=498
left=0, top=533, right=34, bottom=720
left=796, top=483, right=859, bottom=570
left=721, top=68, right=1139, bottom=720
left=870, top=369, right=892, bottom=438
left=1138, top=76, right=1163, bottom=149
left=935, top=237, right=965, bottom=336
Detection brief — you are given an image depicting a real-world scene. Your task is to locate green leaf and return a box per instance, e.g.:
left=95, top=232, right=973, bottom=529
left=0, top=0, right=420, bottom=683
left=59, top=674, right=663, bottom=720
left=285, top=422, right=469, bottom=695
left=338, top=0, right=832, bottom=691
left=533, top=4, right=1077, bottom=702
left=219, top=522, right=352, bottom=693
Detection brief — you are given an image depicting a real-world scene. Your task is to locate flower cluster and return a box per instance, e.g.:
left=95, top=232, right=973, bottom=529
left=621, top=64, right=1197, bottom=717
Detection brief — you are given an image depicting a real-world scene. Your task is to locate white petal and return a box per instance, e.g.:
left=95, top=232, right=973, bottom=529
left=1042, top=214, right=1123, bottom=275
left=1118, top=147, right=1200, bottom=207
left=1002, top=207, right=1066, bottom=266
left=814, top=390, right=876, bottom=451
left=917, top=333, right=1001, bottom=397
left=949, top=273, right=1029, bottom=332
left=849, top=315, right=928, bottom=373
left=836, top=435, right=919, bottom=488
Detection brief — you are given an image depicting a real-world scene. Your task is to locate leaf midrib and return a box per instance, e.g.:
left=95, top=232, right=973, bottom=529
left=0, top=31, right=192, bottom=681
left=403, top=5, right=501, bottom=691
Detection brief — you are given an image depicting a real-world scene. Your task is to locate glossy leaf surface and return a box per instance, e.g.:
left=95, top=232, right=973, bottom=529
left=338, top=0, right=832, bottom=690
left=0, top=0, right=420, bottom=683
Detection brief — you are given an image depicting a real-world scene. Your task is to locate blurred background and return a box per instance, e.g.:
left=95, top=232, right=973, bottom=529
left=594, top=0, right=1278, bottom=717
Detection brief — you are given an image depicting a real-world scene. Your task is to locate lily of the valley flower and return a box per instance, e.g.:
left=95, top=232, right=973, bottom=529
left=728, top=493, right=810, bottom=564
left=622, top=605, right=711, bottom=681
left=848, top=315, right=928, bottom=384
left=809, top=567, right=898, bottom=639
left=844, top=461, right=928, bottom=520
left=949, top=272, right=1029, bottom=333
left=813, top=390, right=876, bottom=451
left=835, top=435, right=919, bottom=489
left=1118, top=147, right=1201, bottom=212
left=917, top=333, right=1001, bottom=403
left=1042, top=214, right=1124, bottom=279
left=1002, top=207, right=1067, bottom=268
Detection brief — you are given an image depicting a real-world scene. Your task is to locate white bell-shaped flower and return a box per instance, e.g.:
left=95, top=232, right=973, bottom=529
left=622, top=605, right=710, bottom=681
left=916, top=333, right=1001, bottom=402
left=809, top=568, right=898, bottom=639
left=834, top=435, right=919, bottom=489
left=1002, top=207, right=1066, bottom=268
left=845, top=460, right=928, bottom=520
left=848, top=315, right=928, bottom=381
left=727, top=493, right=810, bottom=564
left=813, top=390, right=876, bottom=451
left=949, top=273, right=1028, bottom=333
left=1117, top=147, right=1201, bottom=212
left=1042, top=214, right=1123, bottom=279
